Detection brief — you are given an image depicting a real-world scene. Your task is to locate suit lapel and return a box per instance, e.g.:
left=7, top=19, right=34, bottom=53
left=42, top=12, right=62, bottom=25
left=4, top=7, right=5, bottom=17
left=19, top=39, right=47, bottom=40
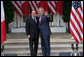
left=31, top=17, right=37, bottom=24
left=39, top=14, right=44, bottom=24
left=41, top=14, right=45, bottom=23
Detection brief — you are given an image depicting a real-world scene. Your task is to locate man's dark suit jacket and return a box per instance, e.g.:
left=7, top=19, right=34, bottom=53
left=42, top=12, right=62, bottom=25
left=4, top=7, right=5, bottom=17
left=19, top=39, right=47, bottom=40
left=39, top=14, right=51, bottom=36
left=25, top=17, right=39, bottom=38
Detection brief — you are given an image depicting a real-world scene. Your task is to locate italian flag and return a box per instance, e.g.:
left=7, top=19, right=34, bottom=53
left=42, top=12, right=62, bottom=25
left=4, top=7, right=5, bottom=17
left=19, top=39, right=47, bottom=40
left=1, top=1, right=6, bottom=44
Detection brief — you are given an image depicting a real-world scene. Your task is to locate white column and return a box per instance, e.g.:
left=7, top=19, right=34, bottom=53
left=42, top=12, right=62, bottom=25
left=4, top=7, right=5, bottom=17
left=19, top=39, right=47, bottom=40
left=59, top=15, right=65, bottom=27
left=15, top=12, right=23, bottom=28
left=12, top=11, right=18, bottom=28
left=52, top=15, right=57, bottom=26
left=20, top=16, right=25, bottom=27
left=56, top=13, right=60, bottom=26
left=52, top=12, right=60, bottom=27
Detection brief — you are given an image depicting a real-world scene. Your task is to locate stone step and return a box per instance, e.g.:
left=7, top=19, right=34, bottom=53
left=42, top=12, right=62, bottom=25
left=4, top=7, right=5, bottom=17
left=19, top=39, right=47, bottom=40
left=4, top=46, right=83, bottom=52
left=4, top=39, right=83, bottom=46
left=6, top=33, right=72, bottom=39
left=6, top=36, right=72, bottom=39
left=3, top=49, right=83, bottom=56
left=3, top=49, right=83, bottom=55
left=6, top=33, right=71, bottom=37
left=5, top=33, right=83, bottom=56
left=4, top=39, right=83, bottom=44
left=4, top=43, right=83, bottom=47
left=3, top=51, right=62, bottom=56
left=4, top=44, right=83, bottom=49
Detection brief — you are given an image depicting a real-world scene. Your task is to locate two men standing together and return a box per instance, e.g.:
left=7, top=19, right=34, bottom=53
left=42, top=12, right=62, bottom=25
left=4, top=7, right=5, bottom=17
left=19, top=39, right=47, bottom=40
left=25, top=8, right=51, bottom=56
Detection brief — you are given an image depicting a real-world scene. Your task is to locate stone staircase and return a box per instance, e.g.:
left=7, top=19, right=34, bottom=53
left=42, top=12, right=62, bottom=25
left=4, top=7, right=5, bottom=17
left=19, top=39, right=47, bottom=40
left=3, top=33, right=83, bottom=56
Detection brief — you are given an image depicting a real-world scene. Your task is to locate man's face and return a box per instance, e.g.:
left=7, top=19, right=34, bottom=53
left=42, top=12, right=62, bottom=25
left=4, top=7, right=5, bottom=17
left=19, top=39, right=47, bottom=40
left=32, top=11, right=36, bottom=17
left=39, top=9, right=44, bottom=16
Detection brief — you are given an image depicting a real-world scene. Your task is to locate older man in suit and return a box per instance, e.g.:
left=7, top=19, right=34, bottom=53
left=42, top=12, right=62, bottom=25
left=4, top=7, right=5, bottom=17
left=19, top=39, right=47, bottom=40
left=39, top=7, right=51, bottom=56
left=25, top=11, right=39, bottom=56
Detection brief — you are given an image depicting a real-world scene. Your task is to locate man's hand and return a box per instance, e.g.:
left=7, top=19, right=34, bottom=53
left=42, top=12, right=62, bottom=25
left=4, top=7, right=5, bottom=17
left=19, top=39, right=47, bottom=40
left=27, top=35, right=31, bottom=39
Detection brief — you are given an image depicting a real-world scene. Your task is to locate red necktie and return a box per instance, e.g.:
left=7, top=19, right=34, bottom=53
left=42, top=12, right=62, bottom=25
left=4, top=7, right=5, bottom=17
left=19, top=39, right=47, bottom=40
left=39, top=16, right=42, bottom=24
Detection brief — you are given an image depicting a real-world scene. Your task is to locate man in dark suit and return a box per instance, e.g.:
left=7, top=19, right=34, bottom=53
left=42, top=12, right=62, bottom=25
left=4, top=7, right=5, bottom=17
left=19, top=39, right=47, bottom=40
left=25, top=11, right=39, bottom=56
left=39, top=8, right=51, bottom=56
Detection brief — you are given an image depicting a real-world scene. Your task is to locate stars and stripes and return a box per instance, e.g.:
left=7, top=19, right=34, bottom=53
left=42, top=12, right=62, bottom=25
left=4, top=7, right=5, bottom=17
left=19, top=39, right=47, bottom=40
left=11, top=1, right=29, bottom=17
left=38, top=1, right=48, bottom=12
left=48, top=1, right=56, bottom=14
left=29, top=1, right=40, bottom=14
left=11, top=1, right=63, bottom=16
left=47, top=1, right=63, bottom=15
left=56, top=1, right=63, bottom=15
left=21, top=1, right=29, bottom=17
left=69, top=1, right=83, bottom=44
left=11, top=1, right=23, bottom=17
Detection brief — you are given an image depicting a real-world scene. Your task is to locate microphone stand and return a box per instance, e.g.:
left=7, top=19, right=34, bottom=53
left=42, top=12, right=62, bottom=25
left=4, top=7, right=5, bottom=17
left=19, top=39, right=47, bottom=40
left=71, top=41, right=80, bottom=56
left=1, top=45, right=4, bottom=56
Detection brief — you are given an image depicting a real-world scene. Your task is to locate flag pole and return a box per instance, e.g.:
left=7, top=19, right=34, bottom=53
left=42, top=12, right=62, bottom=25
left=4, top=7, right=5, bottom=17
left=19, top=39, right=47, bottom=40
left=1, top=1, right=6, bottom=56
left=71, top=36, right=80, bottom=56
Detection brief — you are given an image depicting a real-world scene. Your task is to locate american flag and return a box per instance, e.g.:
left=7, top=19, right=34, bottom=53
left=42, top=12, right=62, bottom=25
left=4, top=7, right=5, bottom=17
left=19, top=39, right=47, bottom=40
left=11, top=1, right=23, bottom=17
left=11, top=1, right=63, bottom=16
left=70, top=1, right=83, bottom=44
left=29, top=1, right=40, bottom=14
left=56, top=1, right=63, bottom=15
left=48, top=1, right=56, bottom=14
left=21, top=1, right=29, bottom=17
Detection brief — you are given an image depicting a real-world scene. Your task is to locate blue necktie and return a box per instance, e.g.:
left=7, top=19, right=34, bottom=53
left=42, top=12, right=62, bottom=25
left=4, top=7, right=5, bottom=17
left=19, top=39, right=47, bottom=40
left=34, top=17, right=36, bottom=23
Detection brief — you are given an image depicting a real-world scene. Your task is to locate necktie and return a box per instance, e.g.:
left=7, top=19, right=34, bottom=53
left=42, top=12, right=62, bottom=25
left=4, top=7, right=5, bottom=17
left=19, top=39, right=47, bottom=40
left=39, top=16, right=42, bottom=24
left=34, top=17, right=36, bottom=23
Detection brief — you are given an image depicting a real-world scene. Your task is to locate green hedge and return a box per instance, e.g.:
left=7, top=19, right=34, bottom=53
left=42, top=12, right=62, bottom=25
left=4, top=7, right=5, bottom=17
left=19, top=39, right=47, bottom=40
left=3, top=1, right=14, bottom=24
left=62, top=1, right=72, bottom=22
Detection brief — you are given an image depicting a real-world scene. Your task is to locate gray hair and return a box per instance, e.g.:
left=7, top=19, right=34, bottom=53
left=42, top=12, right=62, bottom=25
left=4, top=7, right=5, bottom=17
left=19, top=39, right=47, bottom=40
left=39, top=7, right=44, bottom=11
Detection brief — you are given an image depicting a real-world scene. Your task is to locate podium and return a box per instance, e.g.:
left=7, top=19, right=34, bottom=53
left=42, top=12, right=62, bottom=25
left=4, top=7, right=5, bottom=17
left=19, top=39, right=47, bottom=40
left=59, top=52, right=83, bottom=56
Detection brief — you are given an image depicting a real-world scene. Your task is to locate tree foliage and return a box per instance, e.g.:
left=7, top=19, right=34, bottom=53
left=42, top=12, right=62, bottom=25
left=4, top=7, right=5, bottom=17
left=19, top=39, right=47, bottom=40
left=3, top=1, right=14, bottom=24
left=62, top=1, right=72, bottom=22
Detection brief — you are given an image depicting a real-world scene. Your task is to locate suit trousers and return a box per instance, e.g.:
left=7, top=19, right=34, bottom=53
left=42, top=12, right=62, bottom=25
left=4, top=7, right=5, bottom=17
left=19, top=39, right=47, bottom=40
left=29, top=38, right=39, bottom=56
left=41, top=34, right=51, bottom=56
